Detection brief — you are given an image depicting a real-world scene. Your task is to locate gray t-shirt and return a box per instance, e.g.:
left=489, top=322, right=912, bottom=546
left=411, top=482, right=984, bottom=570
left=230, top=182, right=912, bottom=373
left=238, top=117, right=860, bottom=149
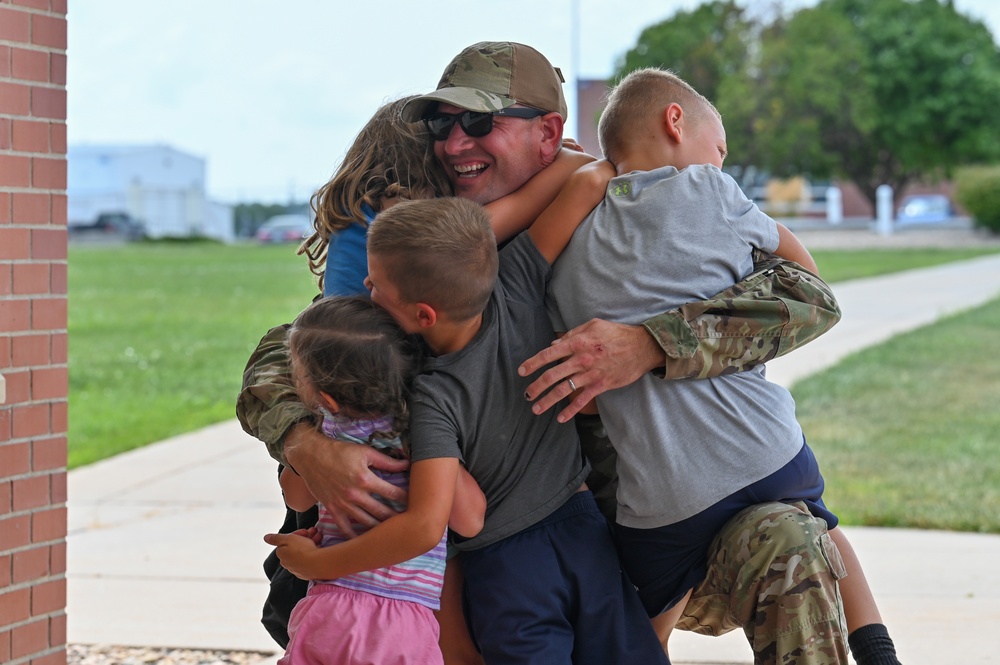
left=548, top=164, right=803, bottom=528
left=409, top=233, right=590, bottom=551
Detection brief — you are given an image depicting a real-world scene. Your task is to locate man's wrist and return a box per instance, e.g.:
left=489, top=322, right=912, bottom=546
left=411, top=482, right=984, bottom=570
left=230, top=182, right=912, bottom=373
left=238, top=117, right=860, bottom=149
left=638, top=319, right=669, bottom=377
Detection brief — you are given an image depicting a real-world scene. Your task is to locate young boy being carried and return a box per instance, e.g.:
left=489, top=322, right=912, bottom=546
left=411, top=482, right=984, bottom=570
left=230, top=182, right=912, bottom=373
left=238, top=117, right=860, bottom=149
left=269, top=194, right=667, bottom=664
left=543, top=67, right=901, bottom=665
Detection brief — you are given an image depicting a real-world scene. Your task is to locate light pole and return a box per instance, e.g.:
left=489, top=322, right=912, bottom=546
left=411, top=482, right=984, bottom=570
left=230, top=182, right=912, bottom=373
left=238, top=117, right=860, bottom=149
left=570, top=0, right=580, bottom=138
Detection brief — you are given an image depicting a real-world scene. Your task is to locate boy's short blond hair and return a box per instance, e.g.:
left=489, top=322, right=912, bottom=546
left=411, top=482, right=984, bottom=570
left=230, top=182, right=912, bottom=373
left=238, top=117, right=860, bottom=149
left=367, top=198, right=498, bottom=323
left=598, top=67, right=720, bottom=164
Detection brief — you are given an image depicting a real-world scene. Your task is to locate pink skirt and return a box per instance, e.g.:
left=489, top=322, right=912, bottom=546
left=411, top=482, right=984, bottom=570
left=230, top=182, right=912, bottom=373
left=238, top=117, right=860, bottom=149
left=278, top=584, right=444, bottom=665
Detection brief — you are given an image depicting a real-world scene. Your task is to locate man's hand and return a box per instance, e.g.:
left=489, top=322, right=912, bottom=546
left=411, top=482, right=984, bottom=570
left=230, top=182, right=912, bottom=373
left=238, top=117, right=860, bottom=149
left=518, top=318, right=665, bottom=422
left=284, top=423, right=410, bottom=536
left=263, top=530, right=323, bottom=580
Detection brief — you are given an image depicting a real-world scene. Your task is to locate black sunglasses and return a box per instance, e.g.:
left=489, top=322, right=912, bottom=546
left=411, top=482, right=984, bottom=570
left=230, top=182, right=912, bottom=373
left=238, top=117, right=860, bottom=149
left=423, top=107, right=548, bottom=141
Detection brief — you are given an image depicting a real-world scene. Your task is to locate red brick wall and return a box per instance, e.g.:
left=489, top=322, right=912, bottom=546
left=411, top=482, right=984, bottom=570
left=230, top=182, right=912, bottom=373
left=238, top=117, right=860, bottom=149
left=575, top=78, right=609, bottom=159
left=0, top=0, right=69, bottom=664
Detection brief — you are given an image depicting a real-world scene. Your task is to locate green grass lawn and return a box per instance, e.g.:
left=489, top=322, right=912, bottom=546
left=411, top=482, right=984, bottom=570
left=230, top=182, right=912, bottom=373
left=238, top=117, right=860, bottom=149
left=793, top=294, right=1000, bottom=533
left=811, top=246, right=1000, bottom=282
left=68, top=242, right=1000, bottom=532
left=68, top=241, right=318, bottom=467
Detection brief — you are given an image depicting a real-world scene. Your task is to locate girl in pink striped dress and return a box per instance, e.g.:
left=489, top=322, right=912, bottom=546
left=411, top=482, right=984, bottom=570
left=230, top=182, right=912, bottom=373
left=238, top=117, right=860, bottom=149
left=275, top=295, right=485, bottom=665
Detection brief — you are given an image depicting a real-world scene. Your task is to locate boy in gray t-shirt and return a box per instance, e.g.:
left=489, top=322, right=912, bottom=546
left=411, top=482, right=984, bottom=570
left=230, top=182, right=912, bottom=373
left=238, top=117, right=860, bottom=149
left=545, top=68, right=900, bottom=665
left=363, top=196, right=668, bottom=664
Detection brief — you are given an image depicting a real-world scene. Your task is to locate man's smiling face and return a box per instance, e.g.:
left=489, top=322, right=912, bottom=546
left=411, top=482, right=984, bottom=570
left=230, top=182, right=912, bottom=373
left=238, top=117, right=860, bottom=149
left=432, top=103, right=546, bottom=205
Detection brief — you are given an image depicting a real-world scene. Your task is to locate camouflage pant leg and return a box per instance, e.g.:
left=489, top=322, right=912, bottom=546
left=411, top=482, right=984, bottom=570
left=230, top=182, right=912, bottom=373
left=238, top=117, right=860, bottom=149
left=678, top=501, right=850, bottom=665
left=575, top=418, right=849, bottom=665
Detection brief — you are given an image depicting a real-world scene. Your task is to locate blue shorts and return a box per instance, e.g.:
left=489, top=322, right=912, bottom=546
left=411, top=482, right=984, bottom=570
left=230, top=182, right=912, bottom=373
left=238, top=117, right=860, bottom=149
left=614, top=441, right=838, bottom=618
left=460, top=491, right=668, bottom=665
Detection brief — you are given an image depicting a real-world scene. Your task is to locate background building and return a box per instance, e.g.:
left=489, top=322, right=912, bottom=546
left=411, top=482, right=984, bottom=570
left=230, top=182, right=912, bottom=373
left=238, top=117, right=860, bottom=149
left=68, top=144, right=234, bottom=242
left=575, top=78, right=608, bottom=160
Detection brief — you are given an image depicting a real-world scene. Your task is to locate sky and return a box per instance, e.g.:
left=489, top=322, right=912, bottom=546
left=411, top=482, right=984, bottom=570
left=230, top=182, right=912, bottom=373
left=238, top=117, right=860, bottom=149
left=67, top=0, right=1000, bottom=204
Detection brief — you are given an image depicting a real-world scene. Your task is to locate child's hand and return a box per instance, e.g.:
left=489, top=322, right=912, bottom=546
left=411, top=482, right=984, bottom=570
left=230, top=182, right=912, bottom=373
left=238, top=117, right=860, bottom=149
left=288, top=526, right=322, bottom=546
left=263, top=531, right=322, bottom=580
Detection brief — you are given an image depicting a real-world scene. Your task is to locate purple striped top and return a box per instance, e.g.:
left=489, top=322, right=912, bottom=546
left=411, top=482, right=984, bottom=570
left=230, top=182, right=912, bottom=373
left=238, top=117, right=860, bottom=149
left=311, top=414, right=446, bottom=610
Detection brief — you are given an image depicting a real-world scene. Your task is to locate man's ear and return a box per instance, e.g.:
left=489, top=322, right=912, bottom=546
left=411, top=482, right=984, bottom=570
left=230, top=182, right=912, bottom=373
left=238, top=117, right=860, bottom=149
left=538, top=112, right=565, bottom=164
left=415, top=303, right=438, bottom=328
left=662, top=102, right=684, bottom=144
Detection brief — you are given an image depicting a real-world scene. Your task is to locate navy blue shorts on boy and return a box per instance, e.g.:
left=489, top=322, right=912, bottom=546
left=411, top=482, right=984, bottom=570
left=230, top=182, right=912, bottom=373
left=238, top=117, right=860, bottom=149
left=460, top=490, right=668, bottom=665
left=614, top=441, right=838, bottom=618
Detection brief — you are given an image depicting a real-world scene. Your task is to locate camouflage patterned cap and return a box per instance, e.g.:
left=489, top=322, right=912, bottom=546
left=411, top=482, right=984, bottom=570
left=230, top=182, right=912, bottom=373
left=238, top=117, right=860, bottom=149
left=402, top=42, right=568, bottom=121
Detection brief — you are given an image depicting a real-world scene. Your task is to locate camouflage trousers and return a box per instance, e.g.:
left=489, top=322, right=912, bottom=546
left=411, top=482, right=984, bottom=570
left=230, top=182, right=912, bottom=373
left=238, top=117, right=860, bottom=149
left=576, top=416, right=850, bottom=665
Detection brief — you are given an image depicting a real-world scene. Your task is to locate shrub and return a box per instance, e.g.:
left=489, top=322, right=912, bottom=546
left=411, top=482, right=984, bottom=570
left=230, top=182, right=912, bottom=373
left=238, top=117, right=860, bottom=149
left=955, top=165, right=1000, bottom=234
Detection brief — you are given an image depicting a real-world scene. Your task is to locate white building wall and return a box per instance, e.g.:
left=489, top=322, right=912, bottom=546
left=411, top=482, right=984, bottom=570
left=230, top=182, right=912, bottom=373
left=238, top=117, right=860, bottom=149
left=68, top=144, right=234, bottom=243
left=205, top=200, right=236, bottom=244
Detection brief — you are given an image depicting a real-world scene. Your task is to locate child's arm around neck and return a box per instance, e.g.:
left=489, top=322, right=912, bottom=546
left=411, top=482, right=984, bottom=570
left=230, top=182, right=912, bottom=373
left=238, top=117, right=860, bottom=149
left=484, top=148, right=595, bottom=243
left=527, top=159, right=617, bottom=265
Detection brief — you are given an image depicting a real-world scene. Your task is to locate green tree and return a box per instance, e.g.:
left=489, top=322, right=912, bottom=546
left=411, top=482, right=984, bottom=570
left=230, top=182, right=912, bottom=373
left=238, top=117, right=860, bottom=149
left=754, top=0, right=1000, bottom=206
left=614, top=1, right=753, bottom=111
left=614, top=0, right=1000, bottom=208
left=735, top=4, right=877, bottom=181
left=955, top=165, right=1000, bottom=232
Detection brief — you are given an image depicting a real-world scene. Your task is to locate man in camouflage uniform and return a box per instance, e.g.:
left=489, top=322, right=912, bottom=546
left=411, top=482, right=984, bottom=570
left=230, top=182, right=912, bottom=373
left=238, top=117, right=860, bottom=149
left=239, top=41, right=849, bottom=664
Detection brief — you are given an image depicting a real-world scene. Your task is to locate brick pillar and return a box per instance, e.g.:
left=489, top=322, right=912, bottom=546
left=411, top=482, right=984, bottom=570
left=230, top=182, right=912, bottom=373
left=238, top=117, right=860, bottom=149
left=0, top=1, right=69, bottom=664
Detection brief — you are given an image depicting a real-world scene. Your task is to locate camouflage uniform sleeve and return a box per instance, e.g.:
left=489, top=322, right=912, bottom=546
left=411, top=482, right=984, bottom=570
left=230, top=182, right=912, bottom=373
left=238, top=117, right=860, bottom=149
left=642, top=251, right=842, bottom=380
left=236, top=322, right=317, bottom=466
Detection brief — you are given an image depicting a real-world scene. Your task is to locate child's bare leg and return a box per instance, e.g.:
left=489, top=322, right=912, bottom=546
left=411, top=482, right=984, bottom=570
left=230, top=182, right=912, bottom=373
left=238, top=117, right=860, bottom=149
left=829, top=526, right=902, bottom=664
left=828, top=527, right=882, bottom=631
left=435, top=558, right=484, bottom=665
left=650, top=589, right=693, bottom=656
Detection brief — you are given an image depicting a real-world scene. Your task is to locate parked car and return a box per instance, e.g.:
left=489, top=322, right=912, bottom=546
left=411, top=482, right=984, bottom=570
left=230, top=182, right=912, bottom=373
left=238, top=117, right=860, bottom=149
left=68, top=212, right=146, bottom=242
left=255, top=214, right=313, bottom=244
left=896, top=194, right=954, bottom=224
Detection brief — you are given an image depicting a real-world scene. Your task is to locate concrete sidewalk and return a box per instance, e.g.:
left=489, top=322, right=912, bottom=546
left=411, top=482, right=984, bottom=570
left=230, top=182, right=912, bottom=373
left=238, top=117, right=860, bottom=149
left=67, top=252, right=1000, bottom=664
